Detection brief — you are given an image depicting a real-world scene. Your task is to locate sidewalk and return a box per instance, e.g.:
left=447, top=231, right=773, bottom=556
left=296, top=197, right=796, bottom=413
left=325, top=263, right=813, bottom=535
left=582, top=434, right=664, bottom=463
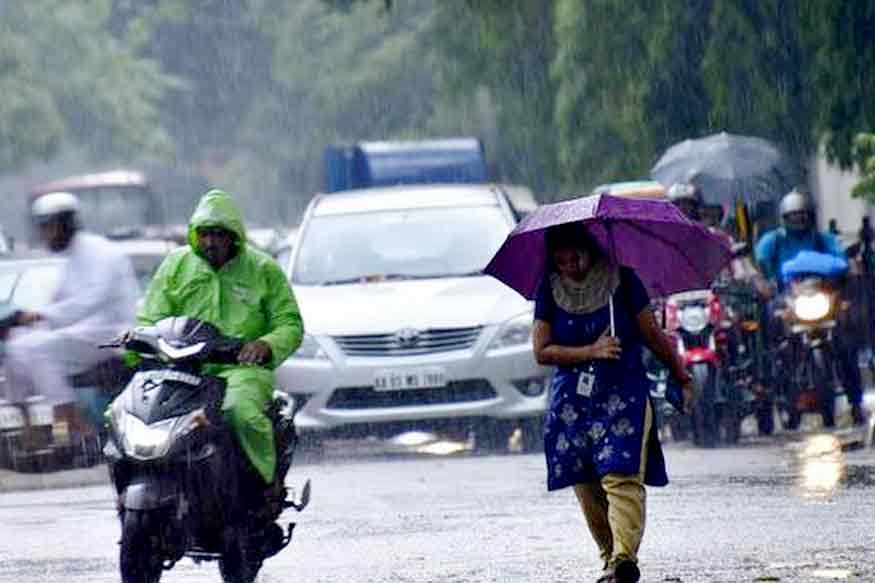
left=0, top=464, right=109, bottom=494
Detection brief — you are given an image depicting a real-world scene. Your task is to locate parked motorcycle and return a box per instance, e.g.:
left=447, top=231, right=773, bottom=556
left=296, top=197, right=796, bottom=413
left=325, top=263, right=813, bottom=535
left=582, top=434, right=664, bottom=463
left=103, top=316, right=310, bottom=583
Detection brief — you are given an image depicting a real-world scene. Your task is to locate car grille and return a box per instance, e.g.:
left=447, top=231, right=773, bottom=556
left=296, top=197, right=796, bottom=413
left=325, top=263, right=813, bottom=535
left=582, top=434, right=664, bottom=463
left=333, top=326, right=482, bottom=357
left=326, top=379, right=497, bottom=410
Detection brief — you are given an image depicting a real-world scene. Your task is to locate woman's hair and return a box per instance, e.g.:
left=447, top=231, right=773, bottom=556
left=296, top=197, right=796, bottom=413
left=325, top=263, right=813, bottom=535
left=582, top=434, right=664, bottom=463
left=544, top=223, right=600, bottom=258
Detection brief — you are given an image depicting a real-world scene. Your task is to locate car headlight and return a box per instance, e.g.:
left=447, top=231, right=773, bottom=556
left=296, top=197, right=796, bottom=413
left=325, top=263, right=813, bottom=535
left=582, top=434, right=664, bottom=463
left=679, top=305, right=708, bottom=333
left=489, top=313, right=533, bottom=350
left=293, top=334, right=328, bottom=360
left=794, top=292, right=831, bottom=322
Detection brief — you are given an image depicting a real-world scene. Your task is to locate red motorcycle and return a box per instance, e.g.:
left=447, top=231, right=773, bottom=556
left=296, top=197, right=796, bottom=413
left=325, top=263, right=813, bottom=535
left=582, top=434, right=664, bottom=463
left=665, top=289, right=744, bottom=446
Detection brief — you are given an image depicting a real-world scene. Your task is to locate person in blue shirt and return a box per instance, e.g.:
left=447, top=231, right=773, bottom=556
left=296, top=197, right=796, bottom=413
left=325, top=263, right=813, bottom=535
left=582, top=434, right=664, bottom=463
left=755, top=190, right=846, bottom=288
left=754, top=189, right=864, bottom=426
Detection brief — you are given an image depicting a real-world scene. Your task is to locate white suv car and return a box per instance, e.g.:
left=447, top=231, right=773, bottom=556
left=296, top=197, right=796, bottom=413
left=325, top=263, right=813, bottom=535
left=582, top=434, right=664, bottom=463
left=275, top=185, right=548, bottom=445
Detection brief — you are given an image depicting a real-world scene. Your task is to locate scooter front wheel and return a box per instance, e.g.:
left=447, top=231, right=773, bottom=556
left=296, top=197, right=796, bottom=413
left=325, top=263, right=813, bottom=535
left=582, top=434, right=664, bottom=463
left=219, top=524, right=262, bottom=583
left=120, top=509, right=163, bottom=583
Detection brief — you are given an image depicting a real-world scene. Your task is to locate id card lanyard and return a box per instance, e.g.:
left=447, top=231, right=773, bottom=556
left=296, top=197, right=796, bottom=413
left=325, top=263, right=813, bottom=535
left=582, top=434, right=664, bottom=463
left=578, top=294, right=615, bottom=397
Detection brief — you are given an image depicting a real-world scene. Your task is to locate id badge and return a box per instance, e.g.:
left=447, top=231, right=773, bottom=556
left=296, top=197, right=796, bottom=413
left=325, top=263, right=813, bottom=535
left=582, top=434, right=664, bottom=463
left=576, top=366, right=596, bottom=397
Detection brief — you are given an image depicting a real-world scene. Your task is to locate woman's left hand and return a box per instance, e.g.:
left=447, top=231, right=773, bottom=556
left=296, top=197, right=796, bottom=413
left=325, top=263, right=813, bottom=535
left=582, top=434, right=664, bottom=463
left=681, top=379, right=695, bottom=415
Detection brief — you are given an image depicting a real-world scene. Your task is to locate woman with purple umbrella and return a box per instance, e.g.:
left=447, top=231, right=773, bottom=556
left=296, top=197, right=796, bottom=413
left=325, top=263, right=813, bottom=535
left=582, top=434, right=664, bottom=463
left=486, top=191, right=730, bottom=582
left=532, top=223, right=693, bottom=583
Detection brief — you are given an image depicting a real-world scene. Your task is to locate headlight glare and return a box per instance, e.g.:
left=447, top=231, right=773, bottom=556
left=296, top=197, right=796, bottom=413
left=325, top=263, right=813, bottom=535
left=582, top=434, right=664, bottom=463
left=679, top=306, right=708, bottom=333
left=794, top=293, right=831, bottom=321
left=121, top=415, right=174, bottom=459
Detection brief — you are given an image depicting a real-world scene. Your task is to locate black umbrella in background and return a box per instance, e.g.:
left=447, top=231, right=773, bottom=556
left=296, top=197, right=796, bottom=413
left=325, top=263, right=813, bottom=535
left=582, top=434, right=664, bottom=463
left=651, top=132, right=798, bottom=206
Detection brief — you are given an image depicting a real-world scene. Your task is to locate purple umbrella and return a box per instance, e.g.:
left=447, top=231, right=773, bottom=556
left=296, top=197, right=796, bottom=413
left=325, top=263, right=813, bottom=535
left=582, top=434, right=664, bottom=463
left=485, top=193, right=731, bottom=299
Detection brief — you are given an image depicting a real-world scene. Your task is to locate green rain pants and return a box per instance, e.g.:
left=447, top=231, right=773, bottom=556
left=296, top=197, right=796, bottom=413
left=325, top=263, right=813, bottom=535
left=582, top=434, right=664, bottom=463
left=215, top=366, right=276, bottom=485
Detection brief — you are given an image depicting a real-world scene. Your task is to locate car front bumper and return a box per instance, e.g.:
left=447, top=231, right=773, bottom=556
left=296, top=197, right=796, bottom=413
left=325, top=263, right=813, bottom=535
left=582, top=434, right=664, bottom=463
left=275, top=332, right=549, bottom=432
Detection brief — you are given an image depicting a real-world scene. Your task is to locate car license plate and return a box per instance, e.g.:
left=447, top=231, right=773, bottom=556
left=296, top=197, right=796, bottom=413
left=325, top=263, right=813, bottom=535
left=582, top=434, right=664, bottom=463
left=373, top=367, right=446, bottom=391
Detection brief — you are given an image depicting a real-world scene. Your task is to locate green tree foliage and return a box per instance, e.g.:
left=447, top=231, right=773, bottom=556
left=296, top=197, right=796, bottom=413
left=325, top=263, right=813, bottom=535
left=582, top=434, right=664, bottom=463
left=702, top=0, right=815, bottom=164
left=553, top=0, right=660, bottom=189
left=431, top=1, right=560, bottom=196
left=244, top=0, right=444, bottom=214
left=802, top=2, right=875, bottom=167
left=852, top=133, right=875, bottom=202
left=110, top=0, right=272, bottom=161
left=0, top=33, right=64, bottom=169
left=0, top=0, right=178, bottom=171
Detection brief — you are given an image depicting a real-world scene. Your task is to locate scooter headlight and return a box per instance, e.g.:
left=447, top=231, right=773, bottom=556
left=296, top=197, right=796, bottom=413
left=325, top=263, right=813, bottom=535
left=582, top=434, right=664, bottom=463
left=793, top=292, right=831, bottom=322
left=113, top=406, right=209, bottom=461
left=120, top=414, right=175, bottom=460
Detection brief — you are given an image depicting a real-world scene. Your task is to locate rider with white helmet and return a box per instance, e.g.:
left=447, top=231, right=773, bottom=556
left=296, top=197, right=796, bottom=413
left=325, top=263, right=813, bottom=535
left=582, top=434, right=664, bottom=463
left=5, top=191, right=139, bottom=443
left=755, top=188, right=864, bottom=425
left=667, top=182, right=704, bottom=222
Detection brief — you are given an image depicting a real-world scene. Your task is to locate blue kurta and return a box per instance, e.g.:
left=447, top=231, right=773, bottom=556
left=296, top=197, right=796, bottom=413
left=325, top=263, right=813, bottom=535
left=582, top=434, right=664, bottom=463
left=535, top=268, right=668, bottom=491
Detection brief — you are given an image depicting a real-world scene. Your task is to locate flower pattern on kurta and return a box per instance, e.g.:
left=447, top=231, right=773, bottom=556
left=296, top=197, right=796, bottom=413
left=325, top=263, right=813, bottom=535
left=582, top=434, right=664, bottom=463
left=535, top=268, right=669, bottom=491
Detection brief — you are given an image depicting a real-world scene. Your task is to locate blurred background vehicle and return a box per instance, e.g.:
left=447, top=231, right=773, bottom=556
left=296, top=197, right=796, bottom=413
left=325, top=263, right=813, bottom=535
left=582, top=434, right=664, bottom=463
left=28, top=170, right=165, bottom=241
left=276, top=184, right=548, bottom=451
left=0, top=255, right=92, bottom=471
left=113, top=238, right=179, bottom=293
left=0, top=233, right=176, bottom=471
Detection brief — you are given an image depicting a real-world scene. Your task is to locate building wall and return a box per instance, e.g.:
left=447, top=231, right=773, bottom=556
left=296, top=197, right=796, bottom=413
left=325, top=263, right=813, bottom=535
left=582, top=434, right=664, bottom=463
left=810, top=151, right=871, bottom=239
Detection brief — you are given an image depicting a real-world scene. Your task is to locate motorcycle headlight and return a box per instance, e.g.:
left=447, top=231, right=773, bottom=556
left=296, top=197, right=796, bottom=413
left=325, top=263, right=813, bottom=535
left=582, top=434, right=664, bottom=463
left=794, top=292, right=831, bottom=322
left=489, top=313, right=533, bottom=350
left=679, top=306, right=708, bottom=333
left=293, top=334, right=327, bottom=360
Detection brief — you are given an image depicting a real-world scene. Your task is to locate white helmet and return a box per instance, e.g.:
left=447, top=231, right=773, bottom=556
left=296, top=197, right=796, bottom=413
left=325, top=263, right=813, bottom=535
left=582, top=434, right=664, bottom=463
left=31, top=191, right=80, bottom=224
left=778, top=189, right=811, bottom=217
left=779, top=189, right=813, bottom=231
left=666, top=182, right=702, bottom=204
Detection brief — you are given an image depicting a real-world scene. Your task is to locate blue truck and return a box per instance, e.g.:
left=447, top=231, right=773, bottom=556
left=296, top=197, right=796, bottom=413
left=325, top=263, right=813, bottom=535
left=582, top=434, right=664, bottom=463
left=323, top=137, right=489, bottom=193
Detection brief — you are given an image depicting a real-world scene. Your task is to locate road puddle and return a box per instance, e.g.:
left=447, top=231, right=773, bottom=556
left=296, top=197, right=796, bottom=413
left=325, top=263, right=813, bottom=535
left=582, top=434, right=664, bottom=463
left=811, top=567, right=854, bottom=579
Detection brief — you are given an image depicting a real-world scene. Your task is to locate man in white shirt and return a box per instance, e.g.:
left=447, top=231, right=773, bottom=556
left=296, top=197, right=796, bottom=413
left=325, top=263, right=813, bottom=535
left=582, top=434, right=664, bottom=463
left=5, top=191, right=139, bottom=439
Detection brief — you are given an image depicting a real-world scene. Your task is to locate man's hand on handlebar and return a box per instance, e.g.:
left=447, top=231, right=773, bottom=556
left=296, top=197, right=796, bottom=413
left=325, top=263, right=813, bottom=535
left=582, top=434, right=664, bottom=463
left=753, top=275, right=775, bottom=299
left=239, top=340, right=272, bottom=366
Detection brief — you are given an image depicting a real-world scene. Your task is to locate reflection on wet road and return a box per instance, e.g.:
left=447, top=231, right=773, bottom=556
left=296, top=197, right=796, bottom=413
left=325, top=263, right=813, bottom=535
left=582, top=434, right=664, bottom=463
left=2, top=438, right=875, bottom=583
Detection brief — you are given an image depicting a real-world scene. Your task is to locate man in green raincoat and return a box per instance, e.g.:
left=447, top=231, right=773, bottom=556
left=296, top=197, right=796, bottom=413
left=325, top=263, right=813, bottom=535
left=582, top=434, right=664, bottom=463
left=137, top=189, right=303, bottom=486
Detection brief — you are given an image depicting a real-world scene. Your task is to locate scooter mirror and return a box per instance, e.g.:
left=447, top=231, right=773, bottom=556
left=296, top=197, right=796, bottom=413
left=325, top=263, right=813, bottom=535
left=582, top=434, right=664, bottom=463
left=299, top=479, right=311, bottom=510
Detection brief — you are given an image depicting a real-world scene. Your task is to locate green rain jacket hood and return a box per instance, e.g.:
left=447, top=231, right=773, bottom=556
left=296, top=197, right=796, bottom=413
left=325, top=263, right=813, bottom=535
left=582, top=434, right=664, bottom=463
left=135, top=189, right=304, bottom=483
left=140, top=187, right=303, bottom=368
left=188, top=188, right=248, bottom=260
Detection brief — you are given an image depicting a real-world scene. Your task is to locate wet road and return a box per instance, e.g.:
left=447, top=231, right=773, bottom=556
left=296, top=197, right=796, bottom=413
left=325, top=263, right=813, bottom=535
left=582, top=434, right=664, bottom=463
left=0, top=438, right=873, bottom=583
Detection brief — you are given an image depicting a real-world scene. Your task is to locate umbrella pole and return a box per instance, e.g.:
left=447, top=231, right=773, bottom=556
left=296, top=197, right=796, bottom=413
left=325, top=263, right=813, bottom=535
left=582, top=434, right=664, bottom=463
left=609, top=295, right=616, bottom=337
left=604, top=219, right=617, bottom=337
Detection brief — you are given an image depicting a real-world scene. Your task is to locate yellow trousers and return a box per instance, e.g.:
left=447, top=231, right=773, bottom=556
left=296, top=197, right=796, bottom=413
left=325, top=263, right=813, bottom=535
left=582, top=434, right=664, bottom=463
left=573, top=401, right=653, bottom=569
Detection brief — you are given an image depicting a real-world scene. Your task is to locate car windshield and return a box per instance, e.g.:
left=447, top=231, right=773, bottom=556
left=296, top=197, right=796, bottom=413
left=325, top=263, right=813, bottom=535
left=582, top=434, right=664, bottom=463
left=292, top=204, right=511, bottom=285
left=0, top=262, right=64, bottom=309
left=73, top=186, right=156, bottom=236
